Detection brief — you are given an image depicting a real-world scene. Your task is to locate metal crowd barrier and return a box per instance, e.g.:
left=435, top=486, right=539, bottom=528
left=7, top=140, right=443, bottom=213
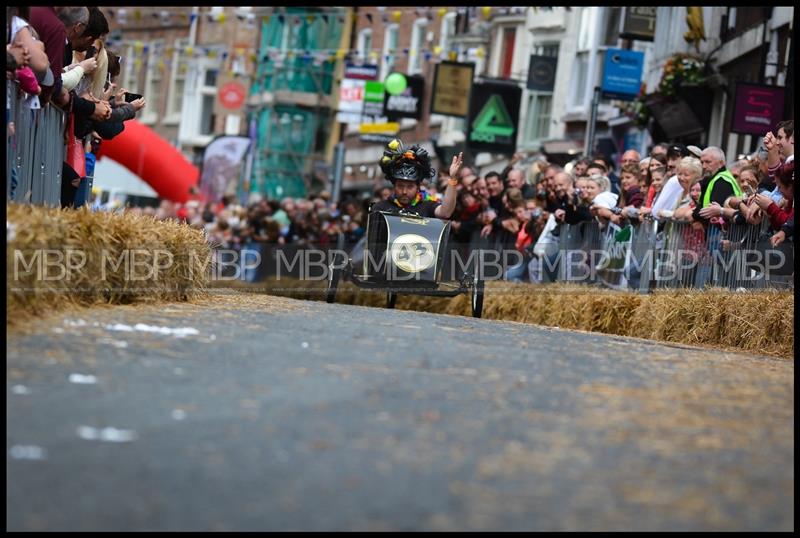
left=549, top=218, right=793, bottom=292
left=6, top=81, right=66, bottom=207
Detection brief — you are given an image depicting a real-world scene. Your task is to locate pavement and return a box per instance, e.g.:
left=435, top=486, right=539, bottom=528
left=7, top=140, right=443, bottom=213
left=6, top=291, right=794, bottom=531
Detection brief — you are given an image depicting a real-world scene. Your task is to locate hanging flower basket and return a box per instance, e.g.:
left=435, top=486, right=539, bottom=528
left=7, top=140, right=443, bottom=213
left=658, top=53, right=706, bottom=99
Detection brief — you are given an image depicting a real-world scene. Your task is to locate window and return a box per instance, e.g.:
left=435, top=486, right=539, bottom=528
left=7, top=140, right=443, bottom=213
left=178, top=56, right=222, bottom=146
left=570, top=8, right=595, bottom=109
left=166, top=38, right=189, bottom=123
left=603, top=7, right=622, bottom=46
left=572, top=52, right=589, bottom=106
left=524, top=43, right=558, bottom=145
left=439, top=13, right=456, bottom=58
left=357, top=28, right=372, bottom=63
left=408, top=19, right=428, bottom=74
left=140, top=40, right=164, bottom=124
left=524, top=93, right=553, bottom=143
left=118, top=43, right=141, bottom=94
left=200, top=94, right=216, bottom=135
left=380, top=24, right=399, bottom=80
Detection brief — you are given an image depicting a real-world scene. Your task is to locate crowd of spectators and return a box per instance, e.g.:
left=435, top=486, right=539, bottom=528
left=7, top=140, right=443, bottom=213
left=114, top=119, right=792, bottom=286
left=7, top=6, right=146, bottom=207
left=8, top=7, right=792, bottom=288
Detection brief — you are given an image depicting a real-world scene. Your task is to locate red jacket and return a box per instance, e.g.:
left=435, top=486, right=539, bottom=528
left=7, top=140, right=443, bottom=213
left=766, top=197, right=793, bottom=231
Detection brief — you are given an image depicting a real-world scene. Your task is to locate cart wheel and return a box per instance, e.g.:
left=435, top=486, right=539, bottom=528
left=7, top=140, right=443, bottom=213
left=471, top=255, right=484, bottom=318
left=326, top=253, right=343, bottom=304
left=386, top=291, right=397, bottom=309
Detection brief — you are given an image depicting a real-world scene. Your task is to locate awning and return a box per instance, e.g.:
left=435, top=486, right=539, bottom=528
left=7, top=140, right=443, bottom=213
left=541, top=139, right=583, bottom=155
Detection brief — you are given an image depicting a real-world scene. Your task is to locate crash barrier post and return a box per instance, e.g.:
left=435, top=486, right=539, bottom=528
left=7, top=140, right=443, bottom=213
left=552, top=218, right=792, bottom=291
left=6, top=81, right=66, bottom=207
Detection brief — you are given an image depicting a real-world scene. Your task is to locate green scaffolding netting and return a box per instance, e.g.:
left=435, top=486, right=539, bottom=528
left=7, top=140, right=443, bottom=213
left=248, top=8, right=345, bottom=199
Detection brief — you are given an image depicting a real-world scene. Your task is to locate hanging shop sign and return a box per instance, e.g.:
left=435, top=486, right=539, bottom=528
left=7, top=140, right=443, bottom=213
left=430, top=61, right=474, bottom=117
left=466, top=81, right=521, bottom=154
left=620, top=7, right=657, bottom=42
left=362, top=80, right=386, bottom=118
left=730, top=82, right=786, bottom=136
left=336, top=63, right=378, bottom=124
left=383, top=73, right=425, bottom=120
left=526, top=55, right=558, bottom=92
left=601, top=48, right=644, bottom=101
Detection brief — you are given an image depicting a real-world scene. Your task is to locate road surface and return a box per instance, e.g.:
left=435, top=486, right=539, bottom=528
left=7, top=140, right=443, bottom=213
left=6, top=291, right=794, bottom=531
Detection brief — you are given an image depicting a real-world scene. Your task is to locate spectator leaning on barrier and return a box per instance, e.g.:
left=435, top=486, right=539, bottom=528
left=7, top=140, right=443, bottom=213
left=694, top=146, right=743, bottom=225
left=657, top=157, right=703, bottom=221
left=552, top=171, right=591, bottom=227
left=643, top=153, right=668, bottom=207
left=587, top=174, right=618, bottom=226
left=506, top=167, right=537, bottom=200
left=28, top=6, right=88, bottom=104
left=607, top=163, right=645, bottom=225
left=651, top=144, right=691, bottom=221
left=751, top=159, right=794, bottom=232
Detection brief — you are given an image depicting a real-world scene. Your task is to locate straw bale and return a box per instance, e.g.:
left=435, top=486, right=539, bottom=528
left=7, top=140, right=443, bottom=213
left=232, top=277, right=792, bottom=360
left=7, top=203, right=210, bottom=323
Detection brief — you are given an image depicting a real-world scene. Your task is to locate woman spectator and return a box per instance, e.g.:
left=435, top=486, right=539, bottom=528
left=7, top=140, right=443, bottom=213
left=607, top=164, right=645, bottom=225
left=643, top=153, right=668, bottom=208
left=655, top=157, right=703, bottom=221
left=586, top=174, right=619, bottom=226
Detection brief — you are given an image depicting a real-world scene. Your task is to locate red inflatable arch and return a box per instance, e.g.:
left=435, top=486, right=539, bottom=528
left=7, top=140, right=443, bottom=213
left=95, top=120, right=199, bottom=203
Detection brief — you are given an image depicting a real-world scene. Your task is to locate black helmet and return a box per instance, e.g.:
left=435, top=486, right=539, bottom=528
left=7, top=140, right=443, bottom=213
left=379, top=138, right=436, bottom=184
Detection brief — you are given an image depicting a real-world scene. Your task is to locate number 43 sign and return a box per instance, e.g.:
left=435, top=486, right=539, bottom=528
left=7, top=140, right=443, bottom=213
left=467, top=81, right=522, bottom=155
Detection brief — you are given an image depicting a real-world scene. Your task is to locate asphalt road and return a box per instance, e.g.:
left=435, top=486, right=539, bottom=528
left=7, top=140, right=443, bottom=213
left=6, top=291, right=794, bottom=531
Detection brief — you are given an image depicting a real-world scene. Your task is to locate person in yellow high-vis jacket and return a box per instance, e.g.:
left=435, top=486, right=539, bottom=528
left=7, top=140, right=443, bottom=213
left=694, top=146, right=743, bottom=224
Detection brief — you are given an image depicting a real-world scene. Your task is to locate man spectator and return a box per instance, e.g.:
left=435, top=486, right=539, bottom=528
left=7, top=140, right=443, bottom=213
left=571, top=157, right=592, bottom=179
left=551, top=171, right=591, bottom=226
left=650, top=142, right=669, bottom=160
left=28, top=7, right=88, bottom=104
left=620, top=149, right=641, bottom=171
left=695, top=147, right=743, bottom=223
left=665, top=143, right=689, bottom=177
left=765, top=120, right=794, bottom=183
left=506, top=167, right=536, bottom=200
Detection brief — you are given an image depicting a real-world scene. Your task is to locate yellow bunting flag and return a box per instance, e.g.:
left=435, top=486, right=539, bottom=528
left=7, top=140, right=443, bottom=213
left=437, top=8, right=447, bottom=17
left=392, top=10, right=402, bottom=22
left=218, top=13, right=226, bottom=23
left=481, top=6, right=491, bottom=18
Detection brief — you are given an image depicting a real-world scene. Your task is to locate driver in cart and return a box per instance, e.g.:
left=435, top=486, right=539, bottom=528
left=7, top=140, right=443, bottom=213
left=370, top=138, right=463, bottom=218
left=345, top=139, right=463, bottom=272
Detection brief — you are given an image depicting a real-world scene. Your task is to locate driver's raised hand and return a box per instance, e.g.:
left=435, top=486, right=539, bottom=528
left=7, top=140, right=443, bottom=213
left=449, top=152, right=463, bottom=180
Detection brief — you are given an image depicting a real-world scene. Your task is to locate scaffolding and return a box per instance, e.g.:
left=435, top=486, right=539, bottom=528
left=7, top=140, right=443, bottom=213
left=248, top=7, right=347, bottom=199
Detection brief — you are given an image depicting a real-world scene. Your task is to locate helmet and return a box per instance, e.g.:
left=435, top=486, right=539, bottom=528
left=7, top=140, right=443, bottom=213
left=379, top=138, right=436, bottom=184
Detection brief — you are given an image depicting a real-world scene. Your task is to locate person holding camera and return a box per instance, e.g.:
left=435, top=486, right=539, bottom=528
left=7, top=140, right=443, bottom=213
left=551, top=171, right=591, bottom=227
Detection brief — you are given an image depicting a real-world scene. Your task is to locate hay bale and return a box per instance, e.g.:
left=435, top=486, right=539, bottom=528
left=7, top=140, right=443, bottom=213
left=237, top=276, right=792, bottom=360
left=7, top=203, right=210, bottom=323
